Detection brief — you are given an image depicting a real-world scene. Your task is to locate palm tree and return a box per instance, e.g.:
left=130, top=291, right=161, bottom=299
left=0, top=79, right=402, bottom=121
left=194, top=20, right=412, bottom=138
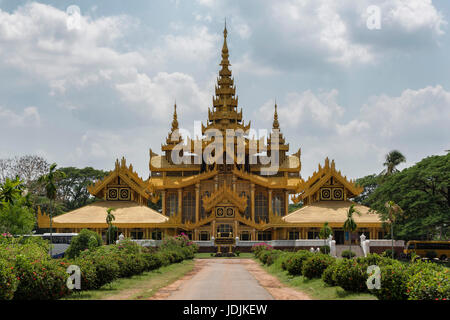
left=106, top=207, right=116, bottom=244
left=0, top=177, right=24, bottom=205
left=38, top=163, right=66, bottom=257
left=382, top=150, right=406, bottom=176
left=385, top=201, right=403, bottom=259
left=319, top=222, right=332, bottom=253
left=343, top=204, right=361, bottom=257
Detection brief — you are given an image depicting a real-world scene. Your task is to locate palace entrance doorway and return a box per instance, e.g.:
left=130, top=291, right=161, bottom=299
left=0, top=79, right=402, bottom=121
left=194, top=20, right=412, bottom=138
left=216, top=223, right=233, bottom=238
left=334, top=230, right=344, bottom=245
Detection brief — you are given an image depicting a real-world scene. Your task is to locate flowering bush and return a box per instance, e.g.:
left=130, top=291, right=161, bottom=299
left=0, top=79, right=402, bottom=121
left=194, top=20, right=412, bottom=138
left=65, top=229, right=102, bottom=259
left=70, top=256, right=98, bottom=290
left=302, top=254, right=335, bottom=279
left=0, top=259, right=18, bottom=300
left=333, top=259, right=368, bottom=292
left=322, top=262, right=338, bottom=286
left=370, top=262, right=409, bottom=300
left=252, top=243, right=273, bottom=258
left=407, top=267, right=449, bottom=300
left=285, top=250, right=314, bottom=276
left=12, top=255, right=70, bottom=300
left=257, top=249, right=282, bottom=265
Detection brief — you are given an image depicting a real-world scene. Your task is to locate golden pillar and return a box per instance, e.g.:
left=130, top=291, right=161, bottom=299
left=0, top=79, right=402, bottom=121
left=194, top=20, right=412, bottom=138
left=161, top=190, right=166, bottom=216
left=195, top=184, right=200, bottom=223
left=273, top=227, right=277, bottom=240
left=268, top=189, right=272, bottom=215
left=178, top=188, right=182, bottom=216
left=212, top=220, right=216, bottom=238
left=232, top=175, right=236, bottom=192
left=285, top=190, right=289, bottom=216
left=234, top=220, right=239, bottom=238
left=250, top=183, right=255, bottom=222
left=252, top=228, right=256, bottom=241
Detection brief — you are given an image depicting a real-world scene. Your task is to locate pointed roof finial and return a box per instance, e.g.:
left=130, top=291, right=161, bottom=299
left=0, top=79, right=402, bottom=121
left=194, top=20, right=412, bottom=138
left=171, top=101, right=178, bottom=131
left=224, top=18, right=227, bottom=38
left=273, top=100, right=280, bottom=129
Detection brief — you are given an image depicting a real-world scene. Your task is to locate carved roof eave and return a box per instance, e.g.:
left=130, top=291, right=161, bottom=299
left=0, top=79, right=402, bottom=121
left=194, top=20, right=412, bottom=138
left=148, top=166, right=219, bottom=191
left=232, top=167, right=303, bottom=190
left=295, top=158, right=363, bottom=200
left=88, top=158, right=149, bottom=200
left=202, top=183, right=247, bottom=212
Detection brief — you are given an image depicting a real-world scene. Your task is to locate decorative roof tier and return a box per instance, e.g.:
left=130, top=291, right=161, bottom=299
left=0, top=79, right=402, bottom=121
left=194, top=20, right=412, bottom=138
left=292, top=157, right=363, bottom=205
left=202, top=23, right=250, bottom=134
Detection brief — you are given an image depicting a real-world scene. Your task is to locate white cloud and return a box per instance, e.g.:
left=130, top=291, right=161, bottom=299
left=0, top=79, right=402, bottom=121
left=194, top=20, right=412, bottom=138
left=197, top=0, right=446, bottom=67
left=0, top=106, right=40, bottom=127
left=256, top=85, right=450, bottom=178
left=115, top=71, right=210, bottom=120
left=275, top=89, right=345, bottom=128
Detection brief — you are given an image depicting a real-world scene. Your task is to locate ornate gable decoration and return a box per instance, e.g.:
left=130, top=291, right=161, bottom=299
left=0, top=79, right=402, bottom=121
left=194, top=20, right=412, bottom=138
left=292, top=157, right=363, bottom=205
left=87, top=157, right=149, bottom=202
left=202, top=182, right=247, bottom=213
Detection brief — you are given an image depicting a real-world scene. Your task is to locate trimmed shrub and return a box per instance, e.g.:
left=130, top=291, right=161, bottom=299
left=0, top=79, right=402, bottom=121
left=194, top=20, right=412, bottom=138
left=65, top=229, right=102, bottom=259
left=280, top=252, right=296, bottom=271
left=266, top=250, right=282, bottom=266
left=0, top=259, right=18, bottom=300
left=252, top=243, right=273, bottom=258
left=370, top=261, right=409, bottom=300
left=322, top=262, right=338, bottom=286
left=13, top=255, right=70, bottom=300
left=285, top=250, right=314, bottom=276
left=259, top=250, right=271, bottom=264
left=302, top=254, right=335, bottom=279
left=142, top=253, right=163, bottom=271
left=356, top=253, right=392, bottom=267
left=71, top=256, right=98, bottom=290
left=80, top=247, right=120, bottom=288
left=341, top=250, right=356, bottom=259
left=333, top=259, right=368, bottom=292
left=407, top=267, right=450, bottom=300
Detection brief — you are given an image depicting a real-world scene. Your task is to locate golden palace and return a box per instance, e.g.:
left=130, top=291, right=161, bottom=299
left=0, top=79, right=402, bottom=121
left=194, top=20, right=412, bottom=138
left=38, top=25, right=384, bottom=246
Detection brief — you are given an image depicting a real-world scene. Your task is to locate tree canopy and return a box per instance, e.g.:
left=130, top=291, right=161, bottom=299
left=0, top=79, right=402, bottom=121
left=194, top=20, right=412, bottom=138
left=365, top=154, right=449, bottom=240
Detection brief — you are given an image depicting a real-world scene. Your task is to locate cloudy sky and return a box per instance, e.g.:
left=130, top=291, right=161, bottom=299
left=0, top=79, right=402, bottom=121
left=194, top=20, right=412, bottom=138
left=0, top=0, right=449, bottom=181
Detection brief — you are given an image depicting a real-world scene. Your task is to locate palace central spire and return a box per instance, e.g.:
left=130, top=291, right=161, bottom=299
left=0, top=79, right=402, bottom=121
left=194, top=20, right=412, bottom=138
left=202, top=23, right=250, bottom=134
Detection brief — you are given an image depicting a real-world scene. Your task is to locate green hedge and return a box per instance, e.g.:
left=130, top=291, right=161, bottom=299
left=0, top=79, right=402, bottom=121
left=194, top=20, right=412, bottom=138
left=285, top=251, right=314, bottom=276
left=302, top=254, right=335, bottom=279
left=0, top=233, right=198, bottom=300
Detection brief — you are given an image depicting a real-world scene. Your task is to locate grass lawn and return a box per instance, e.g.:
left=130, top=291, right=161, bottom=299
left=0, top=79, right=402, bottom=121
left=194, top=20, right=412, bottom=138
left=63, top=260, right=195, bottom=300
left=195, top=252, right=254, bottom=259
left=257, top=257, right=377, bottom=300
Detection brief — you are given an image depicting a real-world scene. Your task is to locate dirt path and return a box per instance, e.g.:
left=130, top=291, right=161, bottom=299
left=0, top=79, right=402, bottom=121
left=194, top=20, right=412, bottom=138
left=150, top=259, right=312, bottom=300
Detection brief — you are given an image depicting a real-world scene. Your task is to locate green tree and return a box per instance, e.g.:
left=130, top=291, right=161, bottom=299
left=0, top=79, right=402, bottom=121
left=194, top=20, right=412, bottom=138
left=367, top=154, right=450, bottom=240
left=0, top=177, right=24, bottom=205
left=65, top=229, right=102, bottom=258
left=106, top=207, right=116, bottom=244
left=319, top=221, right=332, bottom=251
left=385, top=200, right=403, bottom=259
left=353, top=174, right=380, bottom=204
left=0, top=199, right=35, bottom=235
left=37, top=163, right=66, bottom=256
left=382, top=150, right=406, bottom=176
left=343, top=204, right=361, bottom=256
left=57, top=167, right=108, bottom=211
